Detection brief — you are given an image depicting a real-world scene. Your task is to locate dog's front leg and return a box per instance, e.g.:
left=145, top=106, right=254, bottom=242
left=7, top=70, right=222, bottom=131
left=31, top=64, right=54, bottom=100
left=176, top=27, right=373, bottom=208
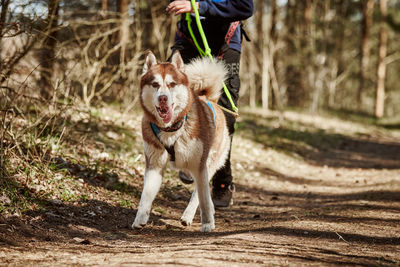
left=181, top=187, right=199, bottom=226
left=132, top=167, right=163, bottom=228
left=195, top=167, right=215, bottom=232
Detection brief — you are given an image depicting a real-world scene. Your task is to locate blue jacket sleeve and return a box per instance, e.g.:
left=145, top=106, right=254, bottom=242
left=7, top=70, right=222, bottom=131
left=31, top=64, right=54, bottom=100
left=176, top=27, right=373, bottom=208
left=198, top=0, right=254, bottom=21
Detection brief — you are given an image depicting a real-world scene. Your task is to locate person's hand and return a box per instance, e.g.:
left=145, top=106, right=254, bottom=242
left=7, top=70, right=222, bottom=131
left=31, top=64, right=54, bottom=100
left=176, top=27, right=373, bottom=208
left=166, top=0, right=199, bottom=16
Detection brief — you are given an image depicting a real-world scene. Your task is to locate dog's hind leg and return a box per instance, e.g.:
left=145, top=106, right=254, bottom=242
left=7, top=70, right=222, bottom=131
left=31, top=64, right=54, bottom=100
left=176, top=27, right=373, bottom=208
left=132, top=167, right=163, bottom=229
left=181, top=187, right=199, bottom=226
left=195, top=167, right=215, bottom=232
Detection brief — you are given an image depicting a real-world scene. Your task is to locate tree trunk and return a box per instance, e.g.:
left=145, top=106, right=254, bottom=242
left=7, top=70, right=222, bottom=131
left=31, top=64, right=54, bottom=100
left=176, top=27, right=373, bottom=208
left=285, top=0, right=296, bottom=106
left=101, top=0, right=108, bottom=17
left=336, top=0, right=347, bottom=77
left=375, top=0, right=388, bottom=118
left=261, top=43, right=270, bottom=109
left=268, top=0, right=282, bottom=110
left=270, top=0, right=277, bottom=43
left=328, top=0, right=346, bottom=108
left=259, top=0, right=269, bottom=109
left=117, top=0, right=129, bottom=64
left=301, top=0, right=311, bottom=48
left=0, top=0, right=10, bottom=73
left=249, top=51, right=257, bottom=108
left=358, top=0, right=374, bottom=107
left=285, top=0, right=305, bottom=107
left=39, top=0, right=59, bottom=99
left=133, top=0, right=142, bottom=53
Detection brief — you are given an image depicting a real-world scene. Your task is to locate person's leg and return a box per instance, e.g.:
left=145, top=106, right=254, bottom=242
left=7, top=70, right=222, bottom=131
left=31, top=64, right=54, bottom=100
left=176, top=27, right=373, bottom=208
left=211, top=48, right=241, bottom=207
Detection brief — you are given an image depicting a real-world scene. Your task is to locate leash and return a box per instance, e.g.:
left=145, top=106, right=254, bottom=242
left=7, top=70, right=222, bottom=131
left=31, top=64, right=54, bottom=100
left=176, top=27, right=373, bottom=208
left=186, top=0, right=239, bottom=117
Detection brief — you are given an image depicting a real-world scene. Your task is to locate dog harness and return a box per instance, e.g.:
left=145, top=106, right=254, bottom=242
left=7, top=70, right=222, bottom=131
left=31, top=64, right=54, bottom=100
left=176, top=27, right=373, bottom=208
left=150, top=100, right=216, bottom=162
left=150, top=115, right=186, bottom=162
left=206, top=99, right=217, bottom=125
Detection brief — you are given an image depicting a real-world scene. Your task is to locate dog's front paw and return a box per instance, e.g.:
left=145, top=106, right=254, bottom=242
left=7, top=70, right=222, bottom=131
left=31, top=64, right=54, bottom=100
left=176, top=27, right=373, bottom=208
left=201, top=222, right=215, bottom=233
left=180, top=209, right=196, bottom=226
left=180, top=215, right=193, bottom=226
left=132, top=211, right=149, bottom=229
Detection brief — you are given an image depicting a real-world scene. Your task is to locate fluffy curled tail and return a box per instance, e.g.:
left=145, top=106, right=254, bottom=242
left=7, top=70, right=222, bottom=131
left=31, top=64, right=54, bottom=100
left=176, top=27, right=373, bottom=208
left=184, top=57, right=227, bottom=103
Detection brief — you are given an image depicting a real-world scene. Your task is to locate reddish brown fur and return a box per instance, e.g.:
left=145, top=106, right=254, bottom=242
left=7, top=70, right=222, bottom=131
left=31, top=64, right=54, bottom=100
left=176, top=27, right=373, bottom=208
left=140, top=60, right=227, bottom=166
left=140, top=64, right=188, bottom=89
left=197, top=98, right=216, bottom=167
left=141, top=118, right=163, bottom=150
left=140, top=63, right=191, bottom=127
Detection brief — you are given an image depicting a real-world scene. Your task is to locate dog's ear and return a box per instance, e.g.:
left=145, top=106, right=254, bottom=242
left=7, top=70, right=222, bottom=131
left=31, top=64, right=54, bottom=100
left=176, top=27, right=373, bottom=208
left=170, top=50, right=184, bottom=71
left=142, top=51, right=157, bottom=75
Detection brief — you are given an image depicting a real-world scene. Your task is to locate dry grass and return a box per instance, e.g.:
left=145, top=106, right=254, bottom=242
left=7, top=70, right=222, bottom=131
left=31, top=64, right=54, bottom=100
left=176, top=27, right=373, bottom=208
left=0, top=104, right=399, bottom=266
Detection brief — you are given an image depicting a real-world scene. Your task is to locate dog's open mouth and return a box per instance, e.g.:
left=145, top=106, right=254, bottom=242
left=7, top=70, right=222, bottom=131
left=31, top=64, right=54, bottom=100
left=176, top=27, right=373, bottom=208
left=156, top=103, right=174, bottom=124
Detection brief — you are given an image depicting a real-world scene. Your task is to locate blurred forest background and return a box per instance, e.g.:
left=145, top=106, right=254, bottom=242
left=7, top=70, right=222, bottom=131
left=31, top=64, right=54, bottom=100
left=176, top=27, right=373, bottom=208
left=1, top=0, right=400, bottom=180
left=2, top=0, right=400, bottom=115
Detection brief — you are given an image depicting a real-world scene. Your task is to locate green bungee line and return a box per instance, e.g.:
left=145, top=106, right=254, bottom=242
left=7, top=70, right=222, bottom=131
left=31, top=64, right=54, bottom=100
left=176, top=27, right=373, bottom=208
left=186, top=0, right=239, bottom=114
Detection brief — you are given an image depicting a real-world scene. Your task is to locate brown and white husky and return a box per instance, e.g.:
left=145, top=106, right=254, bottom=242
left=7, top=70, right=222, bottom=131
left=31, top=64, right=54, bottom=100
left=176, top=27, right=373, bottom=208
left=132, top=51, right=230, bottom=232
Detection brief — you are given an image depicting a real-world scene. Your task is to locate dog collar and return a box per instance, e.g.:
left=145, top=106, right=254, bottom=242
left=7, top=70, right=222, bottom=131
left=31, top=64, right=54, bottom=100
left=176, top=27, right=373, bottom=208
left=150, top=115, right=187, bottom=135
left=150, top=115, right=187, bottom=162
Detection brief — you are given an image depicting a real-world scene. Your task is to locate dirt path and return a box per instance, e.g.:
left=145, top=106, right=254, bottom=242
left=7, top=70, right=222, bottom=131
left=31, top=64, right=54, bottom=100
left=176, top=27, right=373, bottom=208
left=1, top=109, right=399, bottom=266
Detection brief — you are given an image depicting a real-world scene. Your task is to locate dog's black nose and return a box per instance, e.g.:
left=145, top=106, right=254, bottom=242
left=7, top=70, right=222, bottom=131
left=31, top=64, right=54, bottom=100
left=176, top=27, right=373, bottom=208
left=158, top=95, right=168, bottom=104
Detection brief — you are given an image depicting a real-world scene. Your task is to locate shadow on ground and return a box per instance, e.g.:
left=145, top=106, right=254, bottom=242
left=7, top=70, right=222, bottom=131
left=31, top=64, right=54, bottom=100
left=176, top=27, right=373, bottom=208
left=1, top=176, right=399, bottom=243
left=237, top=112, right=400, bottom=169
left=1, top=109, right=399, bottom=266
left=1, top=162, right=399, bottom=266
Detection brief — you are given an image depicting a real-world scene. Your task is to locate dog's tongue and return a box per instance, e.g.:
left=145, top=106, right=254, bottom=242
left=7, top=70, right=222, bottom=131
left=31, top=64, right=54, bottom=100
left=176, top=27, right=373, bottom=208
left=159, top=105, right=173, bottom=124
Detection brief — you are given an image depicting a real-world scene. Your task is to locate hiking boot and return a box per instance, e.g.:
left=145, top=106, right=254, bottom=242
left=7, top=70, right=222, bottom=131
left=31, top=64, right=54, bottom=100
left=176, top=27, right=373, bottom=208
left=212, top=183, right=235, bottom=208
left=179, top=171, right=194, bottom=184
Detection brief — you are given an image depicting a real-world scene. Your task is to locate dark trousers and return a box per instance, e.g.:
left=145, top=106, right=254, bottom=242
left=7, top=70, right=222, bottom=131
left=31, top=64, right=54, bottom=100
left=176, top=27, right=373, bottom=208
left=172, top=43, right=241, bottom=187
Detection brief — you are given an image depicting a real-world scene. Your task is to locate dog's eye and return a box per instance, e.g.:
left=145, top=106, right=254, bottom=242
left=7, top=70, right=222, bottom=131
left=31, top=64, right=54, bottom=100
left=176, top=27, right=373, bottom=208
left=168, top=82, right=176, bottom=88
left=151, top=82, right=159, bottom=88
